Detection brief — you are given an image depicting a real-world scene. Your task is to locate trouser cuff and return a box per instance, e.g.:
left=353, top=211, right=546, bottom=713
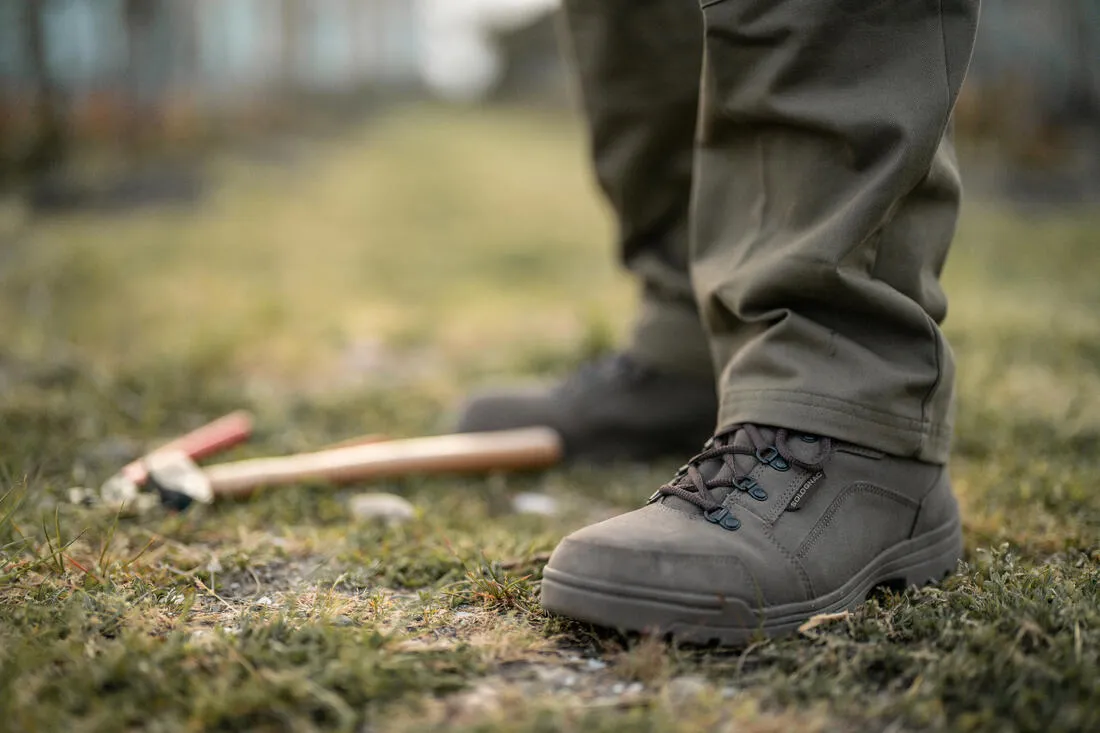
left=717, top=387, right=953, bottom=464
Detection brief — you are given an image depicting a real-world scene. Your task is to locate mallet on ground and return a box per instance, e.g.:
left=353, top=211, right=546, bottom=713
left=142, top=427, right=563, bottom=511
left=99, top=410, right=254, bottom=511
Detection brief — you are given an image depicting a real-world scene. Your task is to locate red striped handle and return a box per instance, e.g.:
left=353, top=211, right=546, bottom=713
left=121, top=410, right=254, bottom=485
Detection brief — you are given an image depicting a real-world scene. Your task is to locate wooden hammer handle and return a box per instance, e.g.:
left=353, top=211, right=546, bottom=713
left=205, top=427, right=563, bottom=499
left=121, top=410, right=254, bottom=485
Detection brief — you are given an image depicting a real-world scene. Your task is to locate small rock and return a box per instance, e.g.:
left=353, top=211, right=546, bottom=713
left=67, top=487, right=98, bottom=506
left=512, top=492, right=559, bottom=516
left=667, top=675, right=708, bottom=704
left=349, top=493, right=416, bottom=525
left=584, top=658, right=608, bottom=671
left=448, top=683, right=502, bottom=721
left=254, top=596, right=274, bottom=607
left=610, top=683, right=625, bottom=695
left=533, top=666, right=576, bottom=688
left=331, top=615, right=355, bottom=627
left=187, top=629, right=217, bottom=650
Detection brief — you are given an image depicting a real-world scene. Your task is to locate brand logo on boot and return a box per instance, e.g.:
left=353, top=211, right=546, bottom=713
left=787, top=472, right=824, bottom=511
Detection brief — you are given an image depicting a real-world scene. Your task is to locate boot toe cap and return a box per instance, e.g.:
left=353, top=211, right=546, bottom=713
left=543, top=505, right=769, bottom=605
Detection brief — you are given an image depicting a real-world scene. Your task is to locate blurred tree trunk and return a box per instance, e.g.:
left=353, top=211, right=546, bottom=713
left=281, top=0, right=303, bottom=93
left=169, top=0, right=200, bottom=102
left=122, top=0, right=159, bottom=151
left=23, top=0, right=67, bottom=177
left=166, top=0, right=201, bottom=144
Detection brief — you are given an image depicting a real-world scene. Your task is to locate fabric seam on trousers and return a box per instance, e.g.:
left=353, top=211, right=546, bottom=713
left=937, top=0, right=954, bottom=113
left=913, top=0, right=958, bottom=457
left=917, top=314, right=945, bottom=460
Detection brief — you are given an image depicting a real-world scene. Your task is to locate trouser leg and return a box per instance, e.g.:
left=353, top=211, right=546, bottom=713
left=559, top=0, right=712, bottom=379
left=691, top=0, right=980, bottom=462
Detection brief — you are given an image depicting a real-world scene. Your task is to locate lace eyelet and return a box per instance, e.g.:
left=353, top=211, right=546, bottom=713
left=734, top=477, right=762, bottom=495
left=755, top=446, right=778, bottom=463
left=800, top=434, right=819, bottom=443
left=734, top=477, right=770, bottom=499
left=703, top=506, right=741, bottom=531
left=734, top=473, right=761, bottom=490
left=756, top=446, right=791, bottom=472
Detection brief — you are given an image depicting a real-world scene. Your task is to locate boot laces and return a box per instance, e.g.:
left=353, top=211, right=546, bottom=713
left=654, top=424, right=832, bottom=515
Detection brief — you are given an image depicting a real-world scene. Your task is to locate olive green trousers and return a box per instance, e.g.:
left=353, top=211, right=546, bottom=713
left=560, top=0, right=980, bottom=463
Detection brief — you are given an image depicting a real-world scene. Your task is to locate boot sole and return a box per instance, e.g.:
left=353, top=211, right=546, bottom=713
left=540, top=516, right=962, bottom=646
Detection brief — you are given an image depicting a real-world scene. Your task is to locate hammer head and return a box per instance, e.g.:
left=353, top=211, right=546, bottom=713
left=99, top=450, right=214, bottom=512
left=100, top=473, right=160, bottom=514
left=143, top=450, right=215, bottom=511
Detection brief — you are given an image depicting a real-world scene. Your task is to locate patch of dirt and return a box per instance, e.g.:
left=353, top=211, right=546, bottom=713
left=217, top=555, right=334, bottom=600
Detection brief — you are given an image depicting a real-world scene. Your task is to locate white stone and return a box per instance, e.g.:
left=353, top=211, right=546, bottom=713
left=448, top=683, right=502, bottom=720
left=666, top=675, right=708, bottom=704
left=512, top=492, right=559, bottom=516
left=349, top=493, right=416, bottom=524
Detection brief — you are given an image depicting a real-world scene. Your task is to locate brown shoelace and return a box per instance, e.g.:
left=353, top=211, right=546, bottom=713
left=653, top=425, right=832, bottom=530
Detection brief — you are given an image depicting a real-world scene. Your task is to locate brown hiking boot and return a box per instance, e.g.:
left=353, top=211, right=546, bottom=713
left=456, top=353, right=717, bottom=461
left=540, top=424, right=962, bottom=645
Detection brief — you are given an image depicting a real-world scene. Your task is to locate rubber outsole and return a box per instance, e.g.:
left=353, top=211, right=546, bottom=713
left=540, top=517, right=962, bottom=646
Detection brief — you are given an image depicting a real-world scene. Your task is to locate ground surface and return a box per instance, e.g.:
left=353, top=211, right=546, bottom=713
left=1, top=105, right=1097, bottom=733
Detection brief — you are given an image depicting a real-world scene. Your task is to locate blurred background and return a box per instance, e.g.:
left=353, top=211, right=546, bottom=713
left=2, top=7, right=1097, bottom=728
left=0, top=0, right=1098, bottom=402
left=0, top=0, right=565, bottom=207
left=2, top=0, right=1099, bottom=205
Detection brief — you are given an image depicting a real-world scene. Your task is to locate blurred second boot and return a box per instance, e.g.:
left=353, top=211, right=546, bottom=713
left=456, top=353, right=717, bottom=461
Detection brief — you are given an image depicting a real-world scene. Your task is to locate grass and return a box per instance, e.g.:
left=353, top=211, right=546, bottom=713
left=1, top=103, right=1098, bottom=732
